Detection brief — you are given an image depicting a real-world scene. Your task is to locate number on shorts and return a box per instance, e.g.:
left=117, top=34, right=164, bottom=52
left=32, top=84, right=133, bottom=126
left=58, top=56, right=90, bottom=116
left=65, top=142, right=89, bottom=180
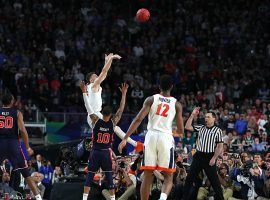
left=0, top=116, right=14, bottom=129
left=96, top=133, right=111, bottom=144
left=156, top=103, right=170, bottom=117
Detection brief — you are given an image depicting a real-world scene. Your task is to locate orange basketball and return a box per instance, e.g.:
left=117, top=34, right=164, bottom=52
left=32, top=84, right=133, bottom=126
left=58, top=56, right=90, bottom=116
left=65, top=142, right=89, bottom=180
left=136, top=8, right=150, bottom=23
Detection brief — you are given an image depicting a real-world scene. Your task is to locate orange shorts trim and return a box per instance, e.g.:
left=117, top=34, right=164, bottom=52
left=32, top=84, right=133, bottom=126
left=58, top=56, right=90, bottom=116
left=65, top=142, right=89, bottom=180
left=140, top=166, right=156, bottom=171
left=140, top=165, right=176, bottom=173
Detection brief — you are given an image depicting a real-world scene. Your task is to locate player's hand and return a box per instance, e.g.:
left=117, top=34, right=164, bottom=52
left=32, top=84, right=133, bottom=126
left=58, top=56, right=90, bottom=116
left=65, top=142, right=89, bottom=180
left=118, top=139, right=127, bottom=154
left=191, top=107, right=200, bottom=117
left=111, top=54, right=122, bottom=60
left=79, top=81, right=87, bottom=93
left=27, top=147, right=34, bottom=156
left=105, top=53, right=113, bottom=63
left=119, top=83, right=129, bottom=94
left=209, top=157, right=216, bottom=166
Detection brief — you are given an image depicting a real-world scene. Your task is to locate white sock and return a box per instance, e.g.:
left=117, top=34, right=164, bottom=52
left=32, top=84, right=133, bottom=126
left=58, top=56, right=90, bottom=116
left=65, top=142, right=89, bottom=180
left=114, top=126, right=137, bottom=146
left=35, top=194, right=42, bottom=200
left=110, top=195, right=115, bottom=200
left=160, top=193, right=167, bottom=200
left=83, top=193, right=88, bottom=200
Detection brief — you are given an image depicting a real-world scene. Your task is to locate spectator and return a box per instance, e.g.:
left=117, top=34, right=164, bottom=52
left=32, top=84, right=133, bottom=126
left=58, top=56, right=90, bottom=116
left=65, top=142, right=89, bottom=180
left=26, top=172, right=45, bottom=199
left=0, top=172, right=15, bottom=196
left=235, top=114, right=248, bottom=136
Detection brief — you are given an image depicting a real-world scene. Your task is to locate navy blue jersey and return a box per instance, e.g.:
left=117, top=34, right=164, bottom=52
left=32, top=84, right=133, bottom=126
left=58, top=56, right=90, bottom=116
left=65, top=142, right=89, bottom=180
left=92, top=119, right=114, bottom=149
left=0, top=108, right=18, bottom=139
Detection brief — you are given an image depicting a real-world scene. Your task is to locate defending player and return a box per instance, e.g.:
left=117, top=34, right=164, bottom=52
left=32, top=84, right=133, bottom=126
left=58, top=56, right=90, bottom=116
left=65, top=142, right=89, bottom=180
left=81, top=83, right=128, bottom=200
left=0, top=93, right=43, bottom=200
left=118, top=75, right=184, bottom=200
left=83, top=53, right=143, bottom=153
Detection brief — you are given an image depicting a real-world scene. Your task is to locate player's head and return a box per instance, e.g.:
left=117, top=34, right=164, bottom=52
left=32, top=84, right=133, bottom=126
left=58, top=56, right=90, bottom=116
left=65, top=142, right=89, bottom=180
left=102, top=106, right=113, bottom=117
left=86, top=72, right=98, bottom=84
left=2, top=93, right=14, bottom=107
left=159, top=74, right=173, bottom=92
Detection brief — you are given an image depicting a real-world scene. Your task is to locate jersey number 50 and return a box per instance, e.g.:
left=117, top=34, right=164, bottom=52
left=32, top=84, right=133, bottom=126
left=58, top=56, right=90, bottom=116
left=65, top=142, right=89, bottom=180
left=96, top=133, right=110, bottom=144
left=0, top=116, right=14, bottom=129
left=156, top=103, right=170, bottom=117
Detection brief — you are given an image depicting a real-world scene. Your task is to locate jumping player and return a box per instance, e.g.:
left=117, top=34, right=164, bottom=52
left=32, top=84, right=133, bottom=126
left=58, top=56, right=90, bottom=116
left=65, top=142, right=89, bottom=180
left=81, top=82, right=128, bottom=200
left=83, top=53, right=143, bottom=153
left=0, top=93, right=43, bottom=200
left=118, top=75, right=184, bottom=200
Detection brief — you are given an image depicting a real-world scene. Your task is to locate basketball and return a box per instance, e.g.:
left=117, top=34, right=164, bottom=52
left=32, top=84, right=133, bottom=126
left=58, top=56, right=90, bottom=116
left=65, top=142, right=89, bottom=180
left=136, top=8, right=150, bottom=22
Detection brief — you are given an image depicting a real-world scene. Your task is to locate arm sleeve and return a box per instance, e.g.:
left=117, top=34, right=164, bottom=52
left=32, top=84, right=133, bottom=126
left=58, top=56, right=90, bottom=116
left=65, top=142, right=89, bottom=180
left=192, top=124, right=204, bottom=132
left=83, top=93, right=94, bottom=115
left=216, top=128, right=224, bottom=143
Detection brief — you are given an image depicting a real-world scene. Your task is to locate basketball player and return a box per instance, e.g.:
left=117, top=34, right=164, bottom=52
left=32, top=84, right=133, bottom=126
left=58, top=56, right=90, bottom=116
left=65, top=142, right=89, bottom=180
left=81, top=82, right=129, bottom=200
left=118, top=75, right=184, bottom=200
left=83, top=53, right=143, bottom=153
left=0, top=93, right=43, bottom=200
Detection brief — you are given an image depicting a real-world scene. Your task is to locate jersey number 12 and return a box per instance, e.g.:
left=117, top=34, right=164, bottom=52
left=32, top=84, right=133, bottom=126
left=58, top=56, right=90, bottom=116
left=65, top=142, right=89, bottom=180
left=156, top=103, right=170, bottom=117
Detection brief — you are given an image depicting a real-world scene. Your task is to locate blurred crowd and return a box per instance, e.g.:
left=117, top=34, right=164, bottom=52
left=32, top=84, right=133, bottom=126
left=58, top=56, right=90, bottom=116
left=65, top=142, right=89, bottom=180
left=0, top=0, right=270, bottom=199
left=0, top=0, right=269, bottom=119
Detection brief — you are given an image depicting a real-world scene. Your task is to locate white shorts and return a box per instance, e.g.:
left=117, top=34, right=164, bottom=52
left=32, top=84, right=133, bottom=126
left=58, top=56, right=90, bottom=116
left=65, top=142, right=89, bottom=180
left=141, top=131, right=175, bottom=172
left=87, top=112, right=103, bottom=128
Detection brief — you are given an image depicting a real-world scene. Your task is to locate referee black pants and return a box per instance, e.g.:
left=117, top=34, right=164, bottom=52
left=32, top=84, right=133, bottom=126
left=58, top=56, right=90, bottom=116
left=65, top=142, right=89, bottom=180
left=182, top=152, right=224, bottom=200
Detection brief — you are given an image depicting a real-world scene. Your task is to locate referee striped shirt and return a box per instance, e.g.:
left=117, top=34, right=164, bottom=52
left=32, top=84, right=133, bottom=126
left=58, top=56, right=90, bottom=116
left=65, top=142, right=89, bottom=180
left=193, top=124, right=223, bottom=153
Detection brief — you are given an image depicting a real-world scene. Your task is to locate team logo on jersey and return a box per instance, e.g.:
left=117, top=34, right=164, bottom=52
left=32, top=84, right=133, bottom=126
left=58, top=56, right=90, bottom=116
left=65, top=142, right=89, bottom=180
left=159, top=97, right=171, bottom=103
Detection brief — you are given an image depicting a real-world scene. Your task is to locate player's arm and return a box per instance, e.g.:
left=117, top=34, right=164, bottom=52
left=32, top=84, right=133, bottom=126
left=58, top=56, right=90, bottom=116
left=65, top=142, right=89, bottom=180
left=17, top=111, right=33, bottom=155
left=112, top=83, right=129, bottom=125
left=80, top=81, right=100, bottom=125
left=92, top=53, right=121, bottom=89
left=124, top=96, right=153, bottom=140
left=175, top=102, right=184, bottom=136
left=184, top=107, right=200, bottom=131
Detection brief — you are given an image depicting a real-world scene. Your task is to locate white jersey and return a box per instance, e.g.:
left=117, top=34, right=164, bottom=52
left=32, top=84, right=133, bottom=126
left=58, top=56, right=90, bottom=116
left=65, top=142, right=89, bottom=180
left=86, top=83, right=102, bottom=112
left=147, top=94, right=177, bottom=134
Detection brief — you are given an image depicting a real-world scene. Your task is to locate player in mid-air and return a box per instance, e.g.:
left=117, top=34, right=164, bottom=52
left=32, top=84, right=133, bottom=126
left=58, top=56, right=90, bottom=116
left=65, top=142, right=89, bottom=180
left=81, top=82, right=129, bottom=200
left=0, top=93, right=43, bottom=200
left=118, top=75, right=184, bottom=200
left=83, top=53, right=143, bottom=153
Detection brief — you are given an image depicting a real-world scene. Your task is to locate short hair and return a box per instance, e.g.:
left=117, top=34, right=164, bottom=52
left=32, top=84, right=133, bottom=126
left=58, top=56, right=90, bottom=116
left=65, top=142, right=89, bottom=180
left=102, top=106, right=113, bottom=116
left=159, top=75, right=173, bottom=91
left=208, top=111, right=216, bottom=118
left=86, top=72, right=96, bottom=83
left=2, top=93, right=14, bottom=106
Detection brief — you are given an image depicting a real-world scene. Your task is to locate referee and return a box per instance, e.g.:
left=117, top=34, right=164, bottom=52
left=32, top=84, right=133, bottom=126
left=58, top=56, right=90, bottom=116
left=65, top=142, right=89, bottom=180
left=182, top=107, right=224, bottom=200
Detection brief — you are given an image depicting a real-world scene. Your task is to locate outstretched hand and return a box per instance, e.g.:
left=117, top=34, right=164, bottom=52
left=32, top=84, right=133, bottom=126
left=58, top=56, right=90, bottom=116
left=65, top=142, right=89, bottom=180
left=111, top=54, right=122, bottom=59
left=118, top=139, right=127, bottom=154
left=79, top=80, right=87, bottom=93
left=105, top=53, right=113, bottom=63
left=119, top=83, right=129, bottom=94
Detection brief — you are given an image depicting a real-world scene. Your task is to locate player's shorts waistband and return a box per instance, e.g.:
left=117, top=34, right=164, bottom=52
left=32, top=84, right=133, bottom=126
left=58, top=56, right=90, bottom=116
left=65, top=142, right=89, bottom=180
left=92, top=148, right=110, bottom=151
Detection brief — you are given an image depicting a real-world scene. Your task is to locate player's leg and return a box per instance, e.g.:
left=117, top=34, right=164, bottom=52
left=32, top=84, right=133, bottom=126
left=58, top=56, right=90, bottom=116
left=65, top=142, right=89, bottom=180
left=140, top=131, right=158, bottom=200
left=157, top=133, right=175, bottom=200
left=114, top=126, right=143, bottom=152
left=83, top=150, right=100, bottom=200
left=140, top=170, right=154, bottom=200
left=101, top=149, right=115, bottom=200
left=8, top=140, right=42, bottom=200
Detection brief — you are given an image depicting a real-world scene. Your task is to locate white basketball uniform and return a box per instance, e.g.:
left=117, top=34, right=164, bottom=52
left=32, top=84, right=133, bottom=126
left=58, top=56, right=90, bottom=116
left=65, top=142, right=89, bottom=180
left=86, top=83, right=103, bottom=127
left=141, top=94, right=176, bottom=172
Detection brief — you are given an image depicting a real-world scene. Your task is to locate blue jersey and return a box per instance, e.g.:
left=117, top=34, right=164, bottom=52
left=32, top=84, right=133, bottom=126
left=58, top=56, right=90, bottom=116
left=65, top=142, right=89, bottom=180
left=0, top=107, right=18, bottom=139
left=92, top=119, right=114, bottom=150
